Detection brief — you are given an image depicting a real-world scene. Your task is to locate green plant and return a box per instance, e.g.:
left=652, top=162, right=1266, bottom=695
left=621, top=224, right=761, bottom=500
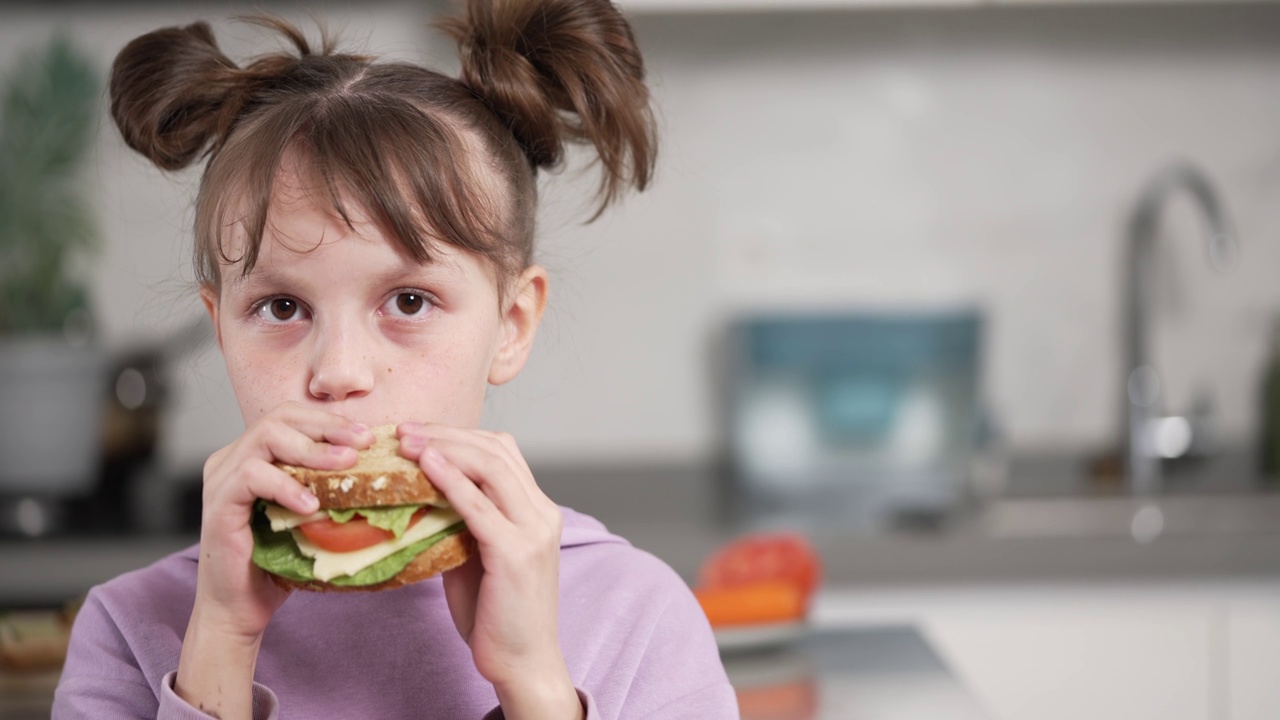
left=0, top=33, right=99, bottom=336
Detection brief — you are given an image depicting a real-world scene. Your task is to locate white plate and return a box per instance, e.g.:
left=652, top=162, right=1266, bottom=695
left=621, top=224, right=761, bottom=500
left=714, top=619, right=809, bottom=653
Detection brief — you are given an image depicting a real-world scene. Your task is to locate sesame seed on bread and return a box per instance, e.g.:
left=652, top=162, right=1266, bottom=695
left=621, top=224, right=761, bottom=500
left=275, top=424, right=447, bottom=509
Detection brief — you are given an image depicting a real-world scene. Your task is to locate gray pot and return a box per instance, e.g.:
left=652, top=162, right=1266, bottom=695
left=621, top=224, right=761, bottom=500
left=0, top=334, right=107, bottom=496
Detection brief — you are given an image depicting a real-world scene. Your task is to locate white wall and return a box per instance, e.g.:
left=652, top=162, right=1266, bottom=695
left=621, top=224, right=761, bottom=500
left=4, top=2, right=1279, bottom=470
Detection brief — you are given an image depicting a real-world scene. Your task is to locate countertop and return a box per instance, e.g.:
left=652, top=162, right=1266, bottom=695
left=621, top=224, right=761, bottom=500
left=4, top=458, right=1280, bottom=607
left=724, top=625, right=991, bottom=719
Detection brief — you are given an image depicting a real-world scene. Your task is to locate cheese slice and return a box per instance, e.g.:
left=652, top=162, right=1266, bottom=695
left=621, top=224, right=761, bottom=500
left=264, top=505, right=328, bottom=532
left=290, top=506, right=463, bottom=581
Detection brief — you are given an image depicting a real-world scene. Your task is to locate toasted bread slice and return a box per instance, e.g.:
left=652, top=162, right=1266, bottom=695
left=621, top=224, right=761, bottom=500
left=276, top=424, right=447, bottom=509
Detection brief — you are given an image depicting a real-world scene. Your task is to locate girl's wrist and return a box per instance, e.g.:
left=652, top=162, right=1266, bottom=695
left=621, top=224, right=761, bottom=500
left=176, top=608, right=264, bottom=719
left=189, top=594, right=268, bottom=644
left=492, top=661, right=583, bottom=720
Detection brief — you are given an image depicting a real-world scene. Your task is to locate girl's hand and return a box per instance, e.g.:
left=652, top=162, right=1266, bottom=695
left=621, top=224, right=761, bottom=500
left=176, top=402, right=373, bottom=717
left=398, top=423, right=581, bottom=720
left=191, top=402, right=374, bottom=639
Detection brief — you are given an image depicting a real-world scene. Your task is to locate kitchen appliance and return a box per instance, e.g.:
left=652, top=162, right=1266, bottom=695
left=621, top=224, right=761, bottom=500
left=0, top=316, right=210, bottom=537
left=723, top=309, right=983, bottom=530
left=0, top=336, right=107, bottom=537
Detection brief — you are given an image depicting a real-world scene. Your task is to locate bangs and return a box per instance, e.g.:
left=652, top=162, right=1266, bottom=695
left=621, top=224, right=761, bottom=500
left=194, top=77, right=513, bottom=289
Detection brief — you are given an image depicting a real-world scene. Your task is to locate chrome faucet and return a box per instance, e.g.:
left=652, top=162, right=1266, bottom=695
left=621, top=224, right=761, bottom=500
left=1124, top=162, right=1237, bottom=494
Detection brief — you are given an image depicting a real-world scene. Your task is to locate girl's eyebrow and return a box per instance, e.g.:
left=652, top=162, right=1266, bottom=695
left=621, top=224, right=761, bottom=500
left=225, top=269, right=291, bottom=295
left=225, top=255, right=465, bottom=295
left=372, top=254, right=466, bottom=285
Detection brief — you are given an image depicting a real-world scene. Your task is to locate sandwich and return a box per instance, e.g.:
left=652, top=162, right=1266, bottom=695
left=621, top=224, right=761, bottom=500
left=250, top=424, right=473, bottom=591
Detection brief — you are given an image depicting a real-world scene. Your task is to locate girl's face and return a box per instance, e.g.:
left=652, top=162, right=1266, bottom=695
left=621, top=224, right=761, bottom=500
left=201, top=158, right=546, bottom=430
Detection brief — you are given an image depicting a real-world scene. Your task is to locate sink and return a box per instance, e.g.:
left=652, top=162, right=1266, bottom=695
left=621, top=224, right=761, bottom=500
left=979, top=449, right=1280, bottom=540
left=980, top=494, right=1280, bottom=540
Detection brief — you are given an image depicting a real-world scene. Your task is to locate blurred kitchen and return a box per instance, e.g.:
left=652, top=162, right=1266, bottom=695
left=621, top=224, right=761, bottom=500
left=2, top=0, right=1280, bottom=717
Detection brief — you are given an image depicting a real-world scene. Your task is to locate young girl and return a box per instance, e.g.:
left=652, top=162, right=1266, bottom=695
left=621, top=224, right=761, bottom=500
left=52, top=1, right=736, bottom=718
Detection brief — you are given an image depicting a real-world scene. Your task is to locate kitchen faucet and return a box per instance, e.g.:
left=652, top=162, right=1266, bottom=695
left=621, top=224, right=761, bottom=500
left=1123, top=162, right=1237, bottom=494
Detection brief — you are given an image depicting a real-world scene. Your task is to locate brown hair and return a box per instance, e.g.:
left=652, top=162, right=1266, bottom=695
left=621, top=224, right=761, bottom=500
left=108, top=0, right=657, bottom=293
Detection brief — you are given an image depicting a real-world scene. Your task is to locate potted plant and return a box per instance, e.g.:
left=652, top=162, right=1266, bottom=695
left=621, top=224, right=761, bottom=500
left=0, top=33, right=105, bottom=523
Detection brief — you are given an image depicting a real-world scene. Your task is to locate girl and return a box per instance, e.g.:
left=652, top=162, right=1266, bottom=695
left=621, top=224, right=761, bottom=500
left=52, top=1, right=736, bottom=718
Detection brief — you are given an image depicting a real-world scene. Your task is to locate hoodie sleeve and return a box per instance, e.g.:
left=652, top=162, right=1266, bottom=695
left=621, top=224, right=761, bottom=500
left=52, top=589, right=279, bottom=720
left=158, top=671, right=279, bottom=720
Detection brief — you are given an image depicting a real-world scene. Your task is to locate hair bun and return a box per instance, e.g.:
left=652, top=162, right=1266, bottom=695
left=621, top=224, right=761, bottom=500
left=440, top=0, right=657, bottom=214
left=110, top=22, right=256, bottom=170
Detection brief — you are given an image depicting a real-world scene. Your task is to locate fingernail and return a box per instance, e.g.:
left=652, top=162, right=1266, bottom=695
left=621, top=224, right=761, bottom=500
left=350, top=422, right=370, bottom=434
left=402, top=435, right=425, bottom=453
left=399, top=421, right=423, bottom=433
left=425, top=447, right=445, bottom=465
left=330, top=444, right=354, bottom=457
left=299, top=491, right=319, bottom=513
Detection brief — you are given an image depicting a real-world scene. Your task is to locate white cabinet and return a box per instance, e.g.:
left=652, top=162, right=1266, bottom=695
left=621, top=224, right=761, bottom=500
left=1227, top=593, right=1280, bottom=720
left=817, top=583, right=1280, bottom=720
left=922, top=593, right=1216, bottom=720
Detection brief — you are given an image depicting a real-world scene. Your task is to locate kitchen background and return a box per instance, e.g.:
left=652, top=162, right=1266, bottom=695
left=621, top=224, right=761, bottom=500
left=2, top=0, right=1280, bottom=719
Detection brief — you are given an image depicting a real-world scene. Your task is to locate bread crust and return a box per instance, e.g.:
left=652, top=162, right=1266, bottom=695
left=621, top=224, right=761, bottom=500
left=276, top=424, right=447, bottom=509
left=269, top=530, right=475, bottom=593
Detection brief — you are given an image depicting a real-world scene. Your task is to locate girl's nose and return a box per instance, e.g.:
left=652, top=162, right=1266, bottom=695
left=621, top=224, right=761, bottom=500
left=307, top=322, right=375, bottom=402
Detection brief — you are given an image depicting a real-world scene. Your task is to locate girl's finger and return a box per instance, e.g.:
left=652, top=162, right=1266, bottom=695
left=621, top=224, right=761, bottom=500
left=250, top=420, right=363, bottom=473
left=400, top=424, right=541, bottom=498
left=419, top=447, right=514, bottom=546
left=258, top=403, right=375, bottom=458
left=407, top=438, right=536, bottom=524
left=214, top=459, right=320, bottom=516
left=487, top=431, right=562, bottom=517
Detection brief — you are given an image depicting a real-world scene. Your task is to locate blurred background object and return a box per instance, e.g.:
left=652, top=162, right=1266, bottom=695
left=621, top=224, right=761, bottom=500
left=0, top=33, right=104, bottom=538
left=724, top=310, right=983, bottom=530
left=1121, top=161, right=1236, bottom=495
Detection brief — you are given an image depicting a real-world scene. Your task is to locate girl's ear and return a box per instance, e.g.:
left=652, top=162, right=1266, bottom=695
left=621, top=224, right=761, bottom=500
left=488, top=265, right=549, bottom=386
left=199, top=285, right=224, bottom=350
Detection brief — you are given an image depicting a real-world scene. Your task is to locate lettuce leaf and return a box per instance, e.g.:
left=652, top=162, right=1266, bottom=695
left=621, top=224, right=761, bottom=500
left=323, top=506, right=417, bottom=538
left=327, top=509, right=357, bottom=524
left=357, top=506, right=419, bottom=539
left=250, top=505, right=464, bottom=586
left=250, top=509, right=315, bottom=582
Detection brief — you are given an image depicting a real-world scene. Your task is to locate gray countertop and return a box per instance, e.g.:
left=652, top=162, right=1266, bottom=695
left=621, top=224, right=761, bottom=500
left=724, top=625, right=991, bottom=719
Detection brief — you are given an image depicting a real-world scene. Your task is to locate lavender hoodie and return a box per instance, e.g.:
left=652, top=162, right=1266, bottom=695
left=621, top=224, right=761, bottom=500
left=52, top=507, right=737, bottom=719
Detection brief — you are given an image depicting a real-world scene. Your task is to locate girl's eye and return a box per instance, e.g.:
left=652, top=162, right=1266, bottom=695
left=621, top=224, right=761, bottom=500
left=256, top=298, right=307, bottom=324
left=384, top=292, right=432, bottom=318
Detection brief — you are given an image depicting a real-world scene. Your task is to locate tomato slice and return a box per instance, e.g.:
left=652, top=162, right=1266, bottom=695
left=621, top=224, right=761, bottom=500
left=297, top=508, right=428, bottom=553
left=698, top=532, right=822, bottom=601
